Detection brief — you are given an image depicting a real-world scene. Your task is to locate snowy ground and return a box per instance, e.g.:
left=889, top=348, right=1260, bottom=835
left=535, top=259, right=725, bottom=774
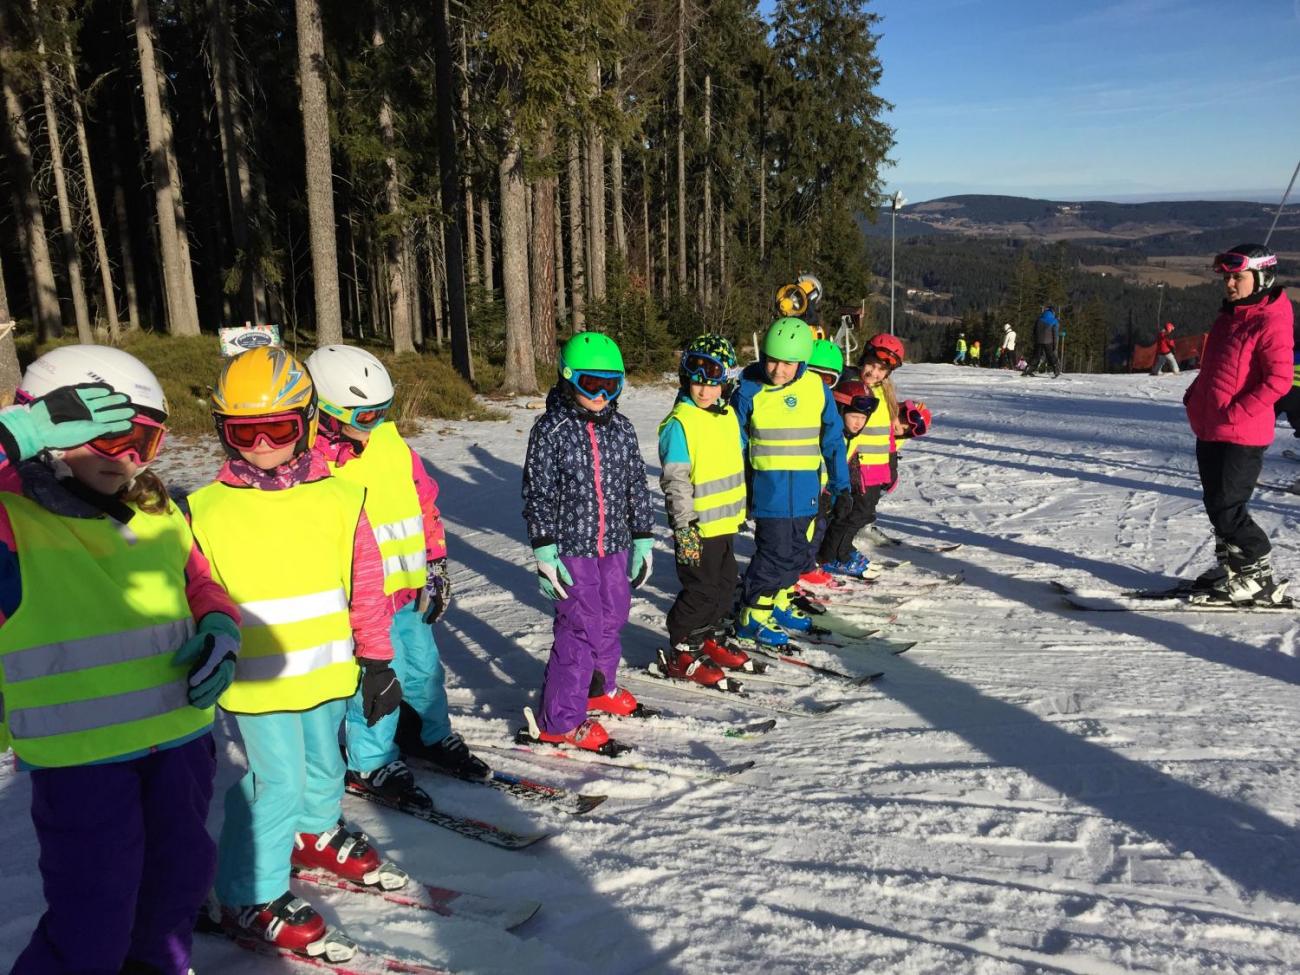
left=4, top=363, right=1300, bottom=973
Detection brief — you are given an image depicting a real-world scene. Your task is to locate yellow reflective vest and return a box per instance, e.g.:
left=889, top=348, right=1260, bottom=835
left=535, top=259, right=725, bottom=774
left=659, top=401, right=746, bottom=537
left=326, top=422, right=426, bottom=595
left=0, top=495, right=207, bottom=767
left=850, top=391, right=893, bottom=469
left=748, top=371, right=826, bottom=472
left=188, top=477, right=363, bottom=715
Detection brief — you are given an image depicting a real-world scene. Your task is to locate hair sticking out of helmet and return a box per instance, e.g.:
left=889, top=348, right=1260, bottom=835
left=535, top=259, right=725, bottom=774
left=1212, top=243, right=1278, bottom=292
left=212, top=347, right=318, bottom=459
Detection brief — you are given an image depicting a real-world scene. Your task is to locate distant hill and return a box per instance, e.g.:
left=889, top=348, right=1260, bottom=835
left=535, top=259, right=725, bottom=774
left=857, top=194, right=1300, bottom=254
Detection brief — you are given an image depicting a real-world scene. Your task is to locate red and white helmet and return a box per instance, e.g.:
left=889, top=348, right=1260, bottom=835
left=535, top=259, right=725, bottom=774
left=861, top=333, right=904, bottom=371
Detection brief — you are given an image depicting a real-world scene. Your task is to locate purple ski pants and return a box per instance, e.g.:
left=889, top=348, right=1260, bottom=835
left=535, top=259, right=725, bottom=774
left=539, top=551, right=631, bottom=734
left=10, top=733, right=217, bottom=975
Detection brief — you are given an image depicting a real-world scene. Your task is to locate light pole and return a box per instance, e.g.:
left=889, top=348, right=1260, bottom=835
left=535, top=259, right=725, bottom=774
left=1155, top=282, right=1165, bottom=331
left=885, top=190, right=906, bottom=335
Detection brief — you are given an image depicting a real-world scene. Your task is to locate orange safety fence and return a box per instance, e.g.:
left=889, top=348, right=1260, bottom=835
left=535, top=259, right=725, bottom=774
left=1129, top=333, right=1208, bottom=372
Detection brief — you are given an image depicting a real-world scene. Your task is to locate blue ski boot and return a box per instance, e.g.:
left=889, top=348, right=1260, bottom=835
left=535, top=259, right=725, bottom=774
left=733, top=601, right=789, bottom=648
left=772, top=588, right=814, bottom=633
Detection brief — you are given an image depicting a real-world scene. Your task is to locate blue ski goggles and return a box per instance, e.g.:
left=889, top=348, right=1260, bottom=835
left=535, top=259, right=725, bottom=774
left=320, top=399, right=393, bottom=431
left=681, top=351, right=735, bottom=387
left=567, top=369, right=624, bottom=401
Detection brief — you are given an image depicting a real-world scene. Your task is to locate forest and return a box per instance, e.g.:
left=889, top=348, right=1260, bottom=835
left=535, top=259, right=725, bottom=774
left=0, top=0, right=894, bottom=400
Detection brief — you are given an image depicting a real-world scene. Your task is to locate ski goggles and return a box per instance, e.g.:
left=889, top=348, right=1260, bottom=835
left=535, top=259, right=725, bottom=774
left=863, top=345, right=903, bottom=370
left=1212, top=251, right=1276, bottom=274
left=681, top=352, right=729, bottom=385
left=842, top=393, right=877, bottom=415
left=216, top=411, right=305, bottom=451
left=568, top=370, right=625, bottom=401
left=86, top=416, right=167, bottom=465
left=322, top=400, right=391, bottom=432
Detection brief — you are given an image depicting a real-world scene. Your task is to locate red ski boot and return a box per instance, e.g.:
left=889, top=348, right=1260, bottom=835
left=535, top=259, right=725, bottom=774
left=220, top=892, right=337, bottom=957
left=700, top=637, right=760, bottom=673
left=535, top=717, right=614, bottom=752
left=292, top=821, right=407, bottom=890
left=586, top=687, right=640, bottom=716
left=799, top=567, right=833, bottom=586
left=662, top=644, right=728, bottom=686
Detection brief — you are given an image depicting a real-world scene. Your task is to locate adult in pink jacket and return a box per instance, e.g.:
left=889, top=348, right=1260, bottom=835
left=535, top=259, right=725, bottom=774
left=1183, top=243, right=1292, bottom=604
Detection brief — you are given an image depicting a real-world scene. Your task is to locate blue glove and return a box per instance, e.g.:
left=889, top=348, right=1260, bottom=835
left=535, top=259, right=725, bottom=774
left=421, top=557, right=451, bottom=624
left=0, top=384, right=135, bottom=461
left=172, top=612, right=240, bottom=709
left=534, top=544, right=573, bottom=600
left=629, top=537, right=654, bottom=589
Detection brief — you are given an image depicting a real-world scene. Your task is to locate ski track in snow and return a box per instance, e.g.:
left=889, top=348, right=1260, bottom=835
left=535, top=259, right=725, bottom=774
left=4, top=364, right=1300, bottom=973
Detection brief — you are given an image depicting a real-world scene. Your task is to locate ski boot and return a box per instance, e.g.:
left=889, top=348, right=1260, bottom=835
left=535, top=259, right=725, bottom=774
left=292, top=820, right=408, bottom=891
left=733, top=601, right=789, bottom=648
left=661, top=644, right=729, bottom=686
left=845, top=551, right=882, bottom=580
left=798, top=566, right=834, bottom=586
left=699, top=636, right=762, bottom=673
left=218, top=892, right=351, bottom=960
left=1193, top=555, right=1288, bottom=606
left=534, top=716, right=617, bottom=752
left=587, top=686, right=642, bottom=716
left=1189, top=538, right=1233, bottom=593
left=857, top=524, right=899, bottom=548
left=345, top=760, right=432, bottom=813
left=404, top=731, right=491, bottom=781
left=772, top=588, right=813, bottom=633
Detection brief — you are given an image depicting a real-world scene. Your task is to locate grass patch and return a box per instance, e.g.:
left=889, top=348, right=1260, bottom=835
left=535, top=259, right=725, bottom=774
left=22, top=333, right=504, bottom=436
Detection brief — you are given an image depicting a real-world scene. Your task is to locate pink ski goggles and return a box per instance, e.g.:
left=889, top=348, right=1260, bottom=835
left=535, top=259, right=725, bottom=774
left=1212, top=251, right=1276, bottom=274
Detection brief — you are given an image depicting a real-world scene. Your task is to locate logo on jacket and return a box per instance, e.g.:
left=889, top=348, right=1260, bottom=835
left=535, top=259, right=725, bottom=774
left=784, top=395, right=798, bottom=408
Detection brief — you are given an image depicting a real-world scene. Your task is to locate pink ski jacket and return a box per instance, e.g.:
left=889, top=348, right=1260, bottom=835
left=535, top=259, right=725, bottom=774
left=1184, top=288, right=1293, bottom=447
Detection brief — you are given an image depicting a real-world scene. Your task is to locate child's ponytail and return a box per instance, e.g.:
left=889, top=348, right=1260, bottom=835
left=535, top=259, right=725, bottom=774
left=121, top=470, right=171, bottom=515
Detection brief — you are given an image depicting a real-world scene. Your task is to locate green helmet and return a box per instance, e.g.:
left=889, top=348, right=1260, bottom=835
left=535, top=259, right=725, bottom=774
left=762, top=317, right=814, bottom=363
left=560, top=331, right=624, bottom=378
left=807, top=338, right=844, bottom=374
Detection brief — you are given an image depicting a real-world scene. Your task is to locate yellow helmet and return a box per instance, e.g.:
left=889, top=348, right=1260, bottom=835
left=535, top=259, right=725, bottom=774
left=212, top=347, right=318, bottom=458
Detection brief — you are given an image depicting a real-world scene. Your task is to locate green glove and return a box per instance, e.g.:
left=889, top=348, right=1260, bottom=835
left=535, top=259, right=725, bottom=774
left=0, top=384, right=135, bottom=461
left=629, top=536, right=654, bottom=589
left=172, top=612, right=240, bottom=709
left=534, top=544, right=574, bottom=600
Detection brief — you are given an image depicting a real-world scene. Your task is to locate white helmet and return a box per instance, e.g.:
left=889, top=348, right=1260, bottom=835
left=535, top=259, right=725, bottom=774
left=305, top=345, right=394, bottom=418
left=19, top=345, right=167, bottom=422
left=1003, top=322, right=1011, bottom=331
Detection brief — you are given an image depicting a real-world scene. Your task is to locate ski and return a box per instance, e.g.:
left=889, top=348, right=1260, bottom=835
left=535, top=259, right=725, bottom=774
left=799, top=630, right=919, bottom=655
left=620, top=666, right=845, bottom=718
left=1257, top=481, right=1300, bottom=496
left=197, top=913, right=449, bottom=973
left=404, top=756, right=607, bottom=815
left=344, top=782, right=550, bottom=850
left=1282, top=448, right=1300, bottom=463
left=744, top=642, right=885, bottom=684
left=862, top=528, right=963, bottom=553
left=472, top=739, right=758, bottom=781
left=808, top=617, right=886, bottom=641
left=1052, top=580, right=1296, bottom=613
left=291, top=867, right=541, bottom=930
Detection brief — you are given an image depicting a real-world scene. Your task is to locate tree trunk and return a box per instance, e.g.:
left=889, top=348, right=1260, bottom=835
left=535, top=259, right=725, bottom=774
left=134, top=0, right=198, bottom=335
left=675, top=0, right=687, bottom=291
left=660, top=144, right=670, bottom=300
left=585, top=61, right=606, bottom=302
left=479, top=196, right=493, bottom=293
left=458, top=30, right=477, bottom=290
left=566, top=131, right=585, bottom=329
left=0, top=249, right=19, bottom=397
left=499, top=138, right=536, bottom=394
left=154, top=54, right=199, bottom=330
left=63, top=33, right=120, bottom=339
left=552, top=190, right=566, bottom=327
left=641, top=152, right=651, bottom=293
left=36, top=26, right=93, bottom=342
left=107, top=119, right=140, bottom=330
left=294, top=0, right=343, bottom=345
left=702, top=72, right=711, bottom=307
left=430, top=0, right=472, bottom=379
left=718, top=200, right=726, bottom=294
left=529, top=127, right=556, bottom=366
left=610, top=60, right=626, bottom=262
left=208, top=0, right=265, bottom=321
left=0, top=50, right=62, bottom=338
left=373, top=26, right=413, bottom=354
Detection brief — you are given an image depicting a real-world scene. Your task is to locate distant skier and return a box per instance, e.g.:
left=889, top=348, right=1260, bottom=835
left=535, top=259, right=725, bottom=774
left=1150, top=322, right=1180, bottom=375
left=1184, top=244, right=1292, bottom=605
left=999, top=322, right=1017, bottom=368
left=969, top=339, right=982, bottom=367
left=1022, top=306, right=1062, bottom=378
left=953, top=333, right=967, bottom=365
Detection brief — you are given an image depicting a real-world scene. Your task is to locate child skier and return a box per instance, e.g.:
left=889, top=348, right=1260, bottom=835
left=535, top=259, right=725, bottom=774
left=731, top=318, right=849, bottom=647
left=190, top=347, right=405, bottom=960
left=307, top=345, right=488, bottom=811
left=817, top=376, right=885, bottom=578
left=799, top=337, right=847, bottom=587
left=0, top=346, right=239, bottom=975
left=852, top=334, right=921, bottom=550
left=658, top=334, right=754, bottom=684
left=522, top=332, right=655, bottom=751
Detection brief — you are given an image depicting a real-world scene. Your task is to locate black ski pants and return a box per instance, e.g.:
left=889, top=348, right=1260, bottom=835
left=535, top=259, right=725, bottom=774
left=818, top=491, right=883, bottom=564
left=1195, top=439, right=1270, bottom=566
left=667, top=533, right=738, bottom=646
left=804, top=492, right=833, bottom=571
left=1022, top=342, right=1060, bottom=376
left=1275, top=386, right=1300, bottom=436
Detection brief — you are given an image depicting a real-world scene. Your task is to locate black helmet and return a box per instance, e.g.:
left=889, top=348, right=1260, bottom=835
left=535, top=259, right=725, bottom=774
left=1212, top=243, right=1277, bottom=292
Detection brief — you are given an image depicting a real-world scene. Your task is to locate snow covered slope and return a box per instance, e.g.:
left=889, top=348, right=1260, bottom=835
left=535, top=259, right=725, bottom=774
left=4, top=363, right=1300, bottom=973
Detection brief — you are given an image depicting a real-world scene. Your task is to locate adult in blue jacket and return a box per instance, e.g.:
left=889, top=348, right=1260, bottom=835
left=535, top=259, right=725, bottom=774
left=730, top=318, right=849, bottom=646
left=1022, top=306, right=1062, bottom=378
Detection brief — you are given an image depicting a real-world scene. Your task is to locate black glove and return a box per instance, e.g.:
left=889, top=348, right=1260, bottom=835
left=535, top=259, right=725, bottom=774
left=421, top=557, right=451, bottom=625
left=832, top=490, right=853, bottom=522
left=359, top=659, right=402, bottom=727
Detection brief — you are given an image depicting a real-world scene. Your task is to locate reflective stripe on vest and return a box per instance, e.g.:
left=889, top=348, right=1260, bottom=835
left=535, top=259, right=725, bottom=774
left=851, top=392, right=893, bottom=468
left=188, top=477, right=362, bottom=715
left=0, top=494, right=207, bottom=767
left=748, top=371, right=826, bottom=472
left=659, top=401, right=747, bottom=537
left=327, top=423, right=427, bottom=595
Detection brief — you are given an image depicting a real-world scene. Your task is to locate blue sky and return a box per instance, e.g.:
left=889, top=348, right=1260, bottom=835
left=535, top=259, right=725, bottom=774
left=761, top=0, right=1300, bottom=203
